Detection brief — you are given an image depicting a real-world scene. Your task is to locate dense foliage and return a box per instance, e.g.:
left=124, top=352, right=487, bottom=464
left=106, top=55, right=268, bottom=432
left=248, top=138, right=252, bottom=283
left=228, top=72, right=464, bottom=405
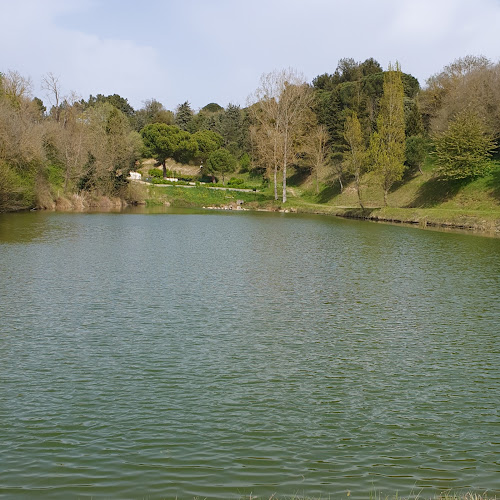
left=434, top=110, right=496, bottom=180
left=1, top=54, right=499, bottom=212
left=205, top=148, right=237, bottom=184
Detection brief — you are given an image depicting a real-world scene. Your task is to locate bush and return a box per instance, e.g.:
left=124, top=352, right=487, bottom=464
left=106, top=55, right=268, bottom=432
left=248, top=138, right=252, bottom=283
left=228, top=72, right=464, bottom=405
left=148, top=168, right=164, bottom=178
left=434, top=110, right=497, bottom=180
left=228, top=177, right=245, bottom=186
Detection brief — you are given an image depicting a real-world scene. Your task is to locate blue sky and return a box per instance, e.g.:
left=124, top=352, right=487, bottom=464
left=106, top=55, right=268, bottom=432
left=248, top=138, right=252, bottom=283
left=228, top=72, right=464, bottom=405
left=1, top=0, right=499, bottom=111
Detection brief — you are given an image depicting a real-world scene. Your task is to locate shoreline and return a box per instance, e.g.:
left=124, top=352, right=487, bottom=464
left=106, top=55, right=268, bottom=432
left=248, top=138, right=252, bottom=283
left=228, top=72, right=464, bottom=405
left=201, top=202, right=500, bottom=236
left=4, top=196, right=500, bottom=237
left=297, top=205, right=500, bottom=236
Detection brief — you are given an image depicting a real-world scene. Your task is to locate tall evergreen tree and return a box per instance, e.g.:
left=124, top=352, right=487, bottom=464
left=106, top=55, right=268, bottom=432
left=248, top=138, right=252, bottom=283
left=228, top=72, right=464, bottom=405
left=175, top=101, right=194, bottom=131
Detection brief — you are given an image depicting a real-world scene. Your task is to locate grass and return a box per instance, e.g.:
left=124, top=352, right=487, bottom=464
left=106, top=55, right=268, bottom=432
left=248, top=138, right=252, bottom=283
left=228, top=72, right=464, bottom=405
left=138, top=156, right=500, bottom=234
left=283, top=158, right=500, bottom=234
left=182, top=493, right=498, bottom=500
left=143, top=183, right=275, bottom=209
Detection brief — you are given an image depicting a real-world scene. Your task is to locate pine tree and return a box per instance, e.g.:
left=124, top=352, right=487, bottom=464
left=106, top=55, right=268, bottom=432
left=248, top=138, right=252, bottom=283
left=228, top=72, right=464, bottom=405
left=175, top=101, right=194, bottom=131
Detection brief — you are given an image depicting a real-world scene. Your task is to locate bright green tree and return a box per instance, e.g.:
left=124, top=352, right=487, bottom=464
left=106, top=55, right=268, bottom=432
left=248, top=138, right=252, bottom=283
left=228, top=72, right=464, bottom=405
left=343, top=111, right=366, bottom=207
left=368, top=62, right=406, bottom=205
left=434, top=110, right=496, bottom=180
left=205, top=148, right=237, bottom=184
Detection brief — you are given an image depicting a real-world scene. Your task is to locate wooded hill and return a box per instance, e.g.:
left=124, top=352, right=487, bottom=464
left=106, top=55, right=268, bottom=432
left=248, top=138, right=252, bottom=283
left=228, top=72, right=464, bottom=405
left=1, top=55, right=499, bottom=216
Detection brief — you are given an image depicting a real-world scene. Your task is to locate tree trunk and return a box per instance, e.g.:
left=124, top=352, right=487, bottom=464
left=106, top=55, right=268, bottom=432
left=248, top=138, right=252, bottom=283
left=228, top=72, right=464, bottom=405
left=162, top=161, right=167, bottom=179
left=273, top=164, right=278, bottom=201
left=356, top=174, right=364, bottom=209
left=282, top=160, right=287, bottom=203
left=383, top=188, right=388, bottom=206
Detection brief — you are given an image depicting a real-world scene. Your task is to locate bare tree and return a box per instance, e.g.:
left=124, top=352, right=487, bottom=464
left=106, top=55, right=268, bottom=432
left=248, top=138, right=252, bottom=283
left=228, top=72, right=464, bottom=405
left=249, top=98, right=281, bottom=200
left=1, top=70, right=33, bottom=107
left=343, top=112, right=366, bottom=207
left=250, top=68, right=313, bottom=203
left=42, top=72, right=63, bottom=122
left=307, top=124, right=330, bottom=195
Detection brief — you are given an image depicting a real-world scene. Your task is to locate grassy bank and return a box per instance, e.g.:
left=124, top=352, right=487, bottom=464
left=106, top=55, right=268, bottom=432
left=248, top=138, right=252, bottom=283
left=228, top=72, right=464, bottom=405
left=182, top=493, right=498, bottom=500
left=141, top=182, right=275, bottom=209
left=288, top=156, right=500, bottom=234
left=138, top=160, right=500, bottom=235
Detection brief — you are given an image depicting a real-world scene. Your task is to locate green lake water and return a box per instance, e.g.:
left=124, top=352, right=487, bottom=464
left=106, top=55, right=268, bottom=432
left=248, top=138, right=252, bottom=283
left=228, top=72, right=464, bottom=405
left=0, top=209, right=499, bottom=499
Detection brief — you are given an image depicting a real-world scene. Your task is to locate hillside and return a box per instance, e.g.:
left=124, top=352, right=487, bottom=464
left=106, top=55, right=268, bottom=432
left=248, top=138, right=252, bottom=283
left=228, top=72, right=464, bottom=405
left=137, top=156, right=500, bottom=234
left=285, top=155, right=500, bottom=233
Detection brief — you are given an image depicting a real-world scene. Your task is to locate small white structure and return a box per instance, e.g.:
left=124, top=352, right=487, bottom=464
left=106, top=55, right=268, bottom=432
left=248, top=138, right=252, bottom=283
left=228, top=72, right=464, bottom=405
left=128, top=171, right=142, bottom=180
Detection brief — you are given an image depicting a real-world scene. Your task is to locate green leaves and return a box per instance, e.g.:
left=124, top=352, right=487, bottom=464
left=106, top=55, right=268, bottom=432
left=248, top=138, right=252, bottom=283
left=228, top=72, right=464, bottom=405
left=205, top=148, right=237, bottom=184
left=141, top=123, right=199, bottom=167
left=368, top=63, right=406, bottom=204
left=434, top=110, right=496, bottom=180
left=193, top=130, right=224, bottom=162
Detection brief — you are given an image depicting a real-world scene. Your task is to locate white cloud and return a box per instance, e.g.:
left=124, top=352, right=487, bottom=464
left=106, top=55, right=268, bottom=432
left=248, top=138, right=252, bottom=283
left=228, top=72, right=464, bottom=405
left=0, top=0, right=168, bottom=108
left=1, top=0, right=499, bottom=109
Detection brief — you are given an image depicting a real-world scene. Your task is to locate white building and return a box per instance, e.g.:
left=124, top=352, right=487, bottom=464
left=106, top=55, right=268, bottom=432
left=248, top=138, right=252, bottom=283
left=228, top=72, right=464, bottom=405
left=128, top=171, right=142, bottom=180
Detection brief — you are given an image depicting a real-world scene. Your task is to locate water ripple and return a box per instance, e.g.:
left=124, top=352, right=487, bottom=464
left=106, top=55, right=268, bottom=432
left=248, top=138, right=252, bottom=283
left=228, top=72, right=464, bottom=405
left=1, top=212, right=499, bottom=498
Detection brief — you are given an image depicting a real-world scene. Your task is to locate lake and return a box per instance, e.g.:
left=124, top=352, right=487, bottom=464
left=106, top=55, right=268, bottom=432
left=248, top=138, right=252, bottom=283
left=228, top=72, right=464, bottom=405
left=1, top=209, right=499, bottom=499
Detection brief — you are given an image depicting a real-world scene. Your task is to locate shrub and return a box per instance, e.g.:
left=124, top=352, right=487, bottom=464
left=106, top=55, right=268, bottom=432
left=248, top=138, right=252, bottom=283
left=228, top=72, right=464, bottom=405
left=228, top=177, right=245, bottom=186
left=434, top=110, right=497, bottom=180
left=148, top=168, right=163, bottom=178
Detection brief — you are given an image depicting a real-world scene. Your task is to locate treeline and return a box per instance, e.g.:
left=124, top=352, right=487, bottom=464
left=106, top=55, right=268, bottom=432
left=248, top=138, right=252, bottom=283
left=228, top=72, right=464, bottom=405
left=0, top=55, right=499, bottom=212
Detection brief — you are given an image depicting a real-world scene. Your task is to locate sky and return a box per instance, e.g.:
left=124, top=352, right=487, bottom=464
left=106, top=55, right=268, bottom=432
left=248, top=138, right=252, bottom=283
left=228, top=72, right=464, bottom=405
left=1, top=0, right=499, bottom=112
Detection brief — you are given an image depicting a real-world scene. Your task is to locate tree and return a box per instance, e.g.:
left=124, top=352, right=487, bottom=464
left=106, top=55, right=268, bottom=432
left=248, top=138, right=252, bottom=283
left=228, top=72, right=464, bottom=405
left=368, top=62, right=406, bottom=205
left=250, top=68, right=313, bottom=202
left=249, top=111, right=281, bottom=199
left=405, top=135, right=427, bottom=174
left=42, top=72, right=63, bottom=121
left=1, top=70, right=33, bottom=111
left=419, top=55, right=494, bottom=135
left=133, top=99, right=174, bottom=131
left=217, top=103, right=246, bottom=155
left=307, top=125, right=330, bottom=195
left=85, top=93, right=134, bottom=117
left=343, top=112, right=366, bottom=207
left=80, top=102, right=140, bottom=194
left=141, top=123, right=179, bottom=177
left=434, top=109, right=496, bottom=180
left=201, top=102, right=223, bottom=113
left=405, top=101, right=424, bottom=137
left=32, top=97, right=46, bottom=120
left=193, top=129, right=224, bottom=162
left=172, top=133, right=198, bottom=164
left=141, top=124, right=198, bottom=176
left=175, top=101, right=194, bottom=131
left=205, top=148, right=237, bottom=184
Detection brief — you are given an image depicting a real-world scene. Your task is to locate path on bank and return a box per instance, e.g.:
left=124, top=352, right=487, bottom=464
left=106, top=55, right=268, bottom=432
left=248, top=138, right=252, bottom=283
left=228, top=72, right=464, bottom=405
left=136, top=180, right=500, bottom=235
left=134, top=180, right=258, bottom=193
